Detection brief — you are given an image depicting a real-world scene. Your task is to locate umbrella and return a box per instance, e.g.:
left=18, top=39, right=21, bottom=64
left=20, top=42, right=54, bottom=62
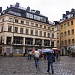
left=42, top=48, right=53, bottom=53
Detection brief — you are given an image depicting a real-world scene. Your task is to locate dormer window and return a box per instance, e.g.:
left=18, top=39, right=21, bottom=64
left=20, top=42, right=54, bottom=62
left=8, top=18, right=12, bottom=22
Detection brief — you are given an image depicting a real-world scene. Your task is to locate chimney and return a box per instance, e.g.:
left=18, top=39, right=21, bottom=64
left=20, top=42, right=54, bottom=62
left=10, top=5, right=12, bottom=7
left=63, top=14, right=65, bottom=18
left=15, top=2, right=19, bottom=8
left=71, top=8, right=75, bottom=12
left=66, top=11, right=69, bottom=15
left=26, top=6, right=30, bottom=11
left=35, top=10, right=40, bottom=14
left=0, top=7, right=2, bottom=13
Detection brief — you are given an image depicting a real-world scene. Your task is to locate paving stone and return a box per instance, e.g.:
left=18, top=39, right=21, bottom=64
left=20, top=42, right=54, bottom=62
left=0, top=56, right=75, bottom=75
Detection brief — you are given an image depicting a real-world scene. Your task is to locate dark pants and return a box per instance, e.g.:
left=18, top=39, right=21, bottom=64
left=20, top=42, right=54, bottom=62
left=34, top=57, right=39, bottom=68
left=44, top=54, right=46, bottom=60
left=28, top=55, right=32, bottom=60
left=47, top=61, right=54, bottom=74
left=56, top=53, right=58, bottom=60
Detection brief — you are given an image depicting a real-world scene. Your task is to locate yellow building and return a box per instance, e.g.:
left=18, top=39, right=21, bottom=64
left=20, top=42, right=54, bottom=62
left=0, top=3, right=57, bottom=56
left=60, top=9, right=75, bottom=55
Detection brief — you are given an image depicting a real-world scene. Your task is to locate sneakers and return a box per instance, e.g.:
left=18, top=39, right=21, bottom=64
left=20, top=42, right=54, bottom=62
left=45, top=71, right=50, bottom=74
left=46, top=70, right=54, bottom=74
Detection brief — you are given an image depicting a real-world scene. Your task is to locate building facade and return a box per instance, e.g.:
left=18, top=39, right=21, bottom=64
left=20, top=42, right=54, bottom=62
left=0, top=3, right=57, bottom=56
left=60, top=9, right=75, bottom=55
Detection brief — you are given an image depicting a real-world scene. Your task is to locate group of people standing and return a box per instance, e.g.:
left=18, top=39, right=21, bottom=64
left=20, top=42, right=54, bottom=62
left=27, top=49, right=60, bottom=74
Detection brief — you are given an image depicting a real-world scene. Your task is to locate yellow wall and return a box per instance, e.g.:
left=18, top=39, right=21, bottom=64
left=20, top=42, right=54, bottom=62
left=60, top=18, right=75, bottom=46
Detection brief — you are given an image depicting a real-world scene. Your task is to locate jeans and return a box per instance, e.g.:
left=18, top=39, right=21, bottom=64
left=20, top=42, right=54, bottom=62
left=56, top=54, right=58, bottom=60
left=47, top=61, right=54, bottom=73
left=34, top=57, right=39, bottom=68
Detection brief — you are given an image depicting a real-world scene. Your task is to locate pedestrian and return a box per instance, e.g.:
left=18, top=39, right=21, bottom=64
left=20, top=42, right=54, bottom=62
left=28, top=51, right=32, bottom=60
left=47, top=52, right=54, bottom=74
left=34, top=49, right=40, bottom=68
left=56, top=50, right=59, bottom=60
left=43, top=52, right=47, bottom=60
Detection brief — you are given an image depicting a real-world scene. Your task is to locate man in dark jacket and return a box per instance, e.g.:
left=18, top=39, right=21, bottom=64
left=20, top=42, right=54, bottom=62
left=47, top=52, right=54, bottom=74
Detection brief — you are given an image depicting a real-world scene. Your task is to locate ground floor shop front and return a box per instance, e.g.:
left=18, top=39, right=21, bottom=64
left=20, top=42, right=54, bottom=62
left=0, top=45, right=51, bottom=56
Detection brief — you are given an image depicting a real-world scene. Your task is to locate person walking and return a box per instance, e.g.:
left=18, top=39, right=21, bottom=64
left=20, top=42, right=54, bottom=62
left=56, top=50, right=59, bottom=60
left=34, top=49, right=40, bottom=68
left=28, top=51, right=32, bottom=60
left=47, top=52, right=54, bottom=74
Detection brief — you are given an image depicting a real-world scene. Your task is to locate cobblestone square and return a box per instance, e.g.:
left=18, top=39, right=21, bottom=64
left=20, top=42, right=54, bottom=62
left=0, top=56, right=75, bottom=75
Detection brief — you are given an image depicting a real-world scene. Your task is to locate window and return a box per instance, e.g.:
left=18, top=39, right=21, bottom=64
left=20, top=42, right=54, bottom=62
left=35, top=24, right=38, bottom=27
left=15, top=19, right=18, bottom=23
left=8, top=18, right=12, bottom=22
left=52, top=28, right=54, bottom=31
left=52, top=33, right=54, bottom=38
left=26, top=13, right=33, bottom=19
left=44, top=40, right=50, bottom=46
left=39, top=31, right=42, bottom=37
left=72, top=39, right=74, bottom=44
left=40, top=25, right=42, bottom=28
left=61, top=41, right=63, bottom=46
left=1, top=26, right=3, bottom=32
left=61, top=25, right=63, bottom=29
left=57, top=40, right=59, bottom=46
left=48, top=33, right=50, bottom=37
left=48, top=27, right=50, bottom=30
left=20, top=28, right=23, bottom=33
left=0, top=37, right=2, bottom=44
left=31, top=23, right=34, bottom=26
left=64, top=24, right=66, bottom=28
left=43, top=18, right=46, bottom=22
left=34, top=15, right=37, bottom=20
left=30, top=14, right=33, bottom=19
left=64, top=31, right=66, bottom=37
left=72, top=29, right=74, bottom=35
left=68, top=39, right=70, bottom=44
left=26, top=13, right=30, bottom=18
left=15, top=27, right=18, bottom=33
left=57, top=33, right=59, bottom=38
left=37, top=16, right=40, bottom=20
left=21, top=20, right=24, bottom=24
left=2, top=18, right=4, bottom=22
left=65, top=40, right=67, bottom=45
left=71, top=21, right=73, bottom=25
left=25, top=38, right=33, bottom=45
left=14, top=37, right=23, bottom=44
left=26, top=29, right=29, bottom=34
left=8, top=26, right=12, bottom=32
left=61, top=32, right=63, bottom=37
left=6, top=37, right=11, bottom=44
left=40, top=17, right=43, bottom=21
left=44, top=26, right=46, bottom=29
left=31, top=30, right=33, bottom=35
left=35, top=30, right=38, bottom=36
left=26, top=21, right=29, bottom=25
left=44, top=32, right=46, bottom=37
left=57, top=40, right=59, bottom=43
left=67, top=22, right=70, bottom=26
left=68, top=30, right=70, bottom=35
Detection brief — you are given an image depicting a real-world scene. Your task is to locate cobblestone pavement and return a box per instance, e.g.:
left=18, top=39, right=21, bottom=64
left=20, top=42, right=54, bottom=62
left=0, top=56, right=75, bottom=75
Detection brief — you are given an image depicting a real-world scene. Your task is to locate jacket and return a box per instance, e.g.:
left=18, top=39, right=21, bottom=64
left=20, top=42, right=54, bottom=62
left=47, top=53, right=54, bottom=63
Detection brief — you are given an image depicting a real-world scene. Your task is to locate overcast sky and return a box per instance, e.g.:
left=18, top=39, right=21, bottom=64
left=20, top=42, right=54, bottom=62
left=0, top=0, right=75, bottom=22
